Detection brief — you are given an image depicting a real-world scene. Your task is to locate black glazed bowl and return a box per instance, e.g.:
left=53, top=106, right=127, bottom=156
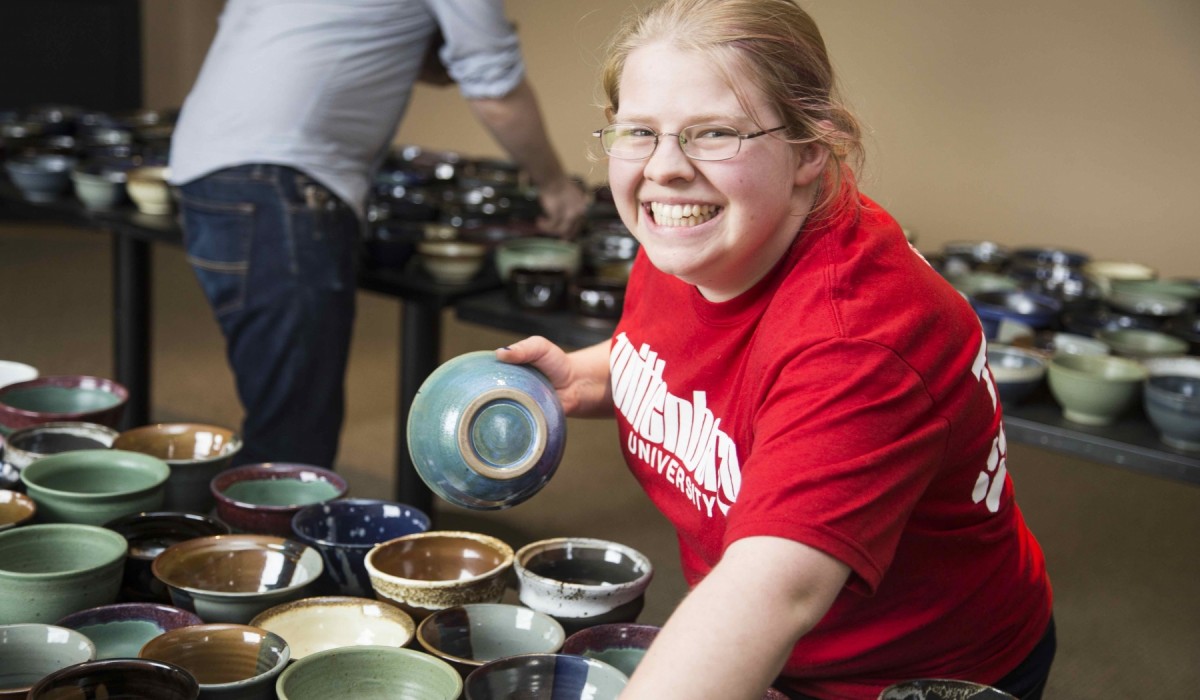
left=104, top=511, right=232, bottom=602
left=572, top=278, right=626, bottom=320
left=508, top=268, right=569, bottom=312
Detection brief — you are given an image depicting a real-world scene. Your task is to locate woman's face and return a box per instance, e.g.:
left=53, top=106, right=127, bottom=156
left=608, top=42, right=825, bottom=301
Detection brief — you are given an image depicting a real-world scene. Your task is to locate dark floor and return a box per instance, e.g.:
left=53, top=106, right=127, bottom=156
left=2, top=222, right=1198, bottom=698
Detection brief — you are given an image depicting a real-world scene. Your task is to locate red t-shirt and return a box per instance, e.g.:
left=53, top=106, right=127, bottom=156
left=611, top=195, right=1052, bottom=699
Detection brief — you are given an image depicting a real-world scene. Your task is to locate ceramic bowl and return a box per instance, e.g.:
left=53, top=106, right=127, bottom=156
left=1163, top=313, right=1200, bottom=354
left=0, top=624, right=96, bottom=699
left=1094, top=329, right=1189, bottom=360
left=27, top=658, right=200, bottom=700
left=0, top=375, right=129, bottom=433
left=103, top=511, right=232, bottom=603
left=0, top=524, right=127, bottom=624
left=1046, top=353, right=1147, bottom=425
left=1143, top=375, right=1200, bottom=452
left=494, top=237, right=582, bottom=281
left=573, top=277, right=626, bottom=319
left=114, top=422, right=243, bottom=514
left=1082, top=259, right=1157, bottom=293
left=1112, top=278, right=1200, bottom=303
left=211, top=463, right=348, bottom=536
left=152, top=535, right=324, bottom=623
left=1, top=421, right=120, bottom=476
left=249, top=596, right=416, bottom=660
left=1060, top=307, right=1162, bottom=337
left=20, top=449, right=170, bottom=525
left=513, top=537, right=654, bottom=634
left=559, top=622, right=661, bottom=678
left=0, top=360, right=37, bottom=390
left=407, top=351, right=566, bottom=510
left=941, top=240, right=1010, bottom=273
left=3, top=154, right=78, bottom=202
left=70, top=162, right=129, bottom=211
left=1019, top=267, right=1105, bottom=313
left=1105, top=287, right=1189, bottom=318
left=126, top=165, right=174, bottom=215
left=276, top=645, right=462, bottom=700
left=987, top=345, right=1047, bottom=406
left=290, top=498, right=431, bottom=597
left=417, top=240, right=488, bottom=284
left=140, top=623, right=290, bottom=699
left=364, top=530, right=514, bottom=621
left=949, top=271, right=1020, bottom=298
left=878, top=679, right=1016, bottom=699
left=463, top=653, right=628, bottom=700
left=1042, top=332, right=1110, bottom=357
left=55, top=602, right=203, bottom=660
left=1140, top=356, right=1200, bottom=379
left=0, top=490, right=35, bottom=531
left=507, top=267, right=570, bottom=312
left=969, top=290, right=1061, bottom=335
left=416, top=603, right=566, bottom=677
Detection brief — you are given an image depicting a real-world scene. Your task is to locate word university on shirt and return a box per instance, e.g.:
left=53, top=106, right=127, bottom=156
left=610, top=333, right=739, bottom=519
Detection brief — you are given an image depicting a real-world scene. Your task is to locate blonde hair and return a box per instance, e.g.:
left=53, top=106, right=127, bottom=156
left=600, top=0, right=864, bottom=218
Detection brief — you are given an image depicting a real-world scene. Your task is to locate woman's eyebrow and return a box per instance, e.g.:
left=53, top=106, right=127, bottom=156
left=612, top=113, right=747, bottom=126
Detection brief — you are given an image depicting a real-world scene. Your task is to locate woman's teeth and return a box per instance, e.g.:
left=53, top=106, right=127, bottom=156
left=648, top=202, right=719, bottom=227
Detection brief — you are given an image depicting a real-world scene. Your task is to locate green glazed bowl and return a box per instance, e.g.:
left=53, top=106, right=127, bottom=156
left=0, top=524, right=128, bottom=624
left=21, top=449, right=170, bottom=525
left=1047, top=353, right=1148, bottom=425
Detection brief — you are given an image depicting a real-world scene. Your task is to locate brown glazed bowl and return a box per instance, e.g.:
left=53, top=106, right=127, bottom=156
left=139, top=623, right=289, bottom=697
left=0, top=490, right=35, bottom=531
left=211, top=463, right=348, bottom=536
left=152, top=535, right=324, bottom=623
left=113, top=422, right=242, bottom=514
left=0, top=375, right=128, bottom=432
left=364, top=530, right=514, bottom=622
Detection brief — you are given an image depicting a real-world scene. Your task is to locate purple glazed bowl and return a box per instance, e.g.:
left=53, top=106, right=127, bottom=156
left=55, top=602, right=204, bottom=660
left=211, top=463, right=348, bottom=536
left=0, top=375, right=128, bottom=433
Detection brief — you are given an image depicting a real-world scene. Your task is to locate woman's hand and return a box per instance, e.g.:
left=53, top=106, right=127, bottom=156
left=496, top=337, right=614, bottom=418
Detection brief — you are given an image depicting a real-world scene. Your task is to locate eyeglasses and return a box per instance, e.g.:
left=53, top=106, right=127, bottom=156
left=592, top=123, right=787, bottom=161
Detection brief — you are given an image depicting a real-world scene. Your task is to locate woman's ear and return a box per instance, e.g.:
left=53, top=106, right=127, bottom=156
left=794, top=120, right=835, bottom=188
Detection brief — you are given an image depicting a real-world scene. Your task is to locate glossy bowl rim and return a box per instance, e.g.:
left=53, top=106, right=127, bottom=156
left=248, top=595, right=417, bottom=649
left=113, top=422, right=243, bottom=464
left=21, top=449, right=170, bottom=499
left=364, top=530, right=514, bottom=588
left=151, top=534, right=324, bottom=596
left=0, top=375, right=129, bottom=421
left=0, top=523, right=128, bottom=580
left=210, top=463, right=348, bottom=513
left=514, top=537, right=654, bottom=591
left=139, top=622, right=291, bottom=689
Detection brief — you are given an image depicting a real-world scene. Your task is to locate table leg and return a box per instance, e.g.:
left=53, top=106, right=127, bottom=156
left=112, top=231, right=151, bottom=429
left=396, top=299, right=438, bottom=515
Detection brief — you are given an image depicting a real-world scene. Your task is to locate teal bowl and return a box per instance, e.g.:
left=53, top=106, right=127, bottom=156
left=21, top=449, right=170, bottom=525
left=407, top=352, right=565, bottom=510
left=277, top=645, right=462, bottom=700
left=0, top=375, right=128, bottom=433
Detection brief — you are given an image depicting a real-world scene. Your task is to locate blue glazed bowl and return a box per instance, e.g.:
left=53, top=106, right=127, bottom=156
left=987, top=345, right=1047, bottom=406
left=464, top=653, right=628, bottom=700
left=1143, top=375, right=1200, bottom=452
left=407, top=352, right=566, bottom=510
left=970, top=290, right=1062, bottom=335
left=291, top=498, right=432, bottom=597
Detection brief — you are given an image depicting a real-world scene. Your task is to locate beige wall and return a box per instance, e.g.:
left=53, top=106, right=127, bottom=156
left=145, top=0, right=1199, bottom=276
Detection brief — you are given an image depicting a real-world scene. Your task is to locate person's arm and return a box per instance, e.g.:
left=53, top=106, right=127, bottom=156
left=621, top=536, right=850, bottom=700
left=496, top=335, right=613, bottom=418
left=466, top=79, right=587, bottom=237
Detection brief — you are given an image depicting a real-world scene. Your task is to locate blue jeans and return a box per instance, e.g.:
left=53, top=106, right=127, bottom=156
left=178, top=164, right=359, bottom=468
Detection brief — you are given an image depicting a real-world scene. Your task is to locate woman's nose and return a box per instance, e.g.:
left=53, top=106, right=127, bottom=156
left=642, top=134, right=696, bottom=184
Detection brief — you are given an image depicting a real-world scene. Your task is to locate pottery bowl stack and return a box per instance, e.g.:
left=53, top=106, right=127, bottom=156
left=986, top=345, right=1048, bottom=406
left=364, top=530, right=514, bottom=621
left=20, top=449, right=170, bottom=525
left=513, top=537, right=654, bottom=634
left=1046, top=353, right=1148, bottom=425
left=152, top=534, right=324, bottom=623
left=0, top=623, right=96, bottom=700
left=1143, top=374, right=1200, bottom=451
left=27, top=658, right=200, bottom=700
left=276, top=645, right=462, bottom=700
left=104, top=511, right=231, bottom=603
left=211, top=463, right=347, bottom=536
left=408, top=351, right=566, bottom=510
left=416, top=603, right=566, bottom=677
left=0, top=524, right=128, bottom=624
left=55, top=602, right=203, bottom=660
left=115, top=422, right=243, bottom=514
left=140, top=623, right=290, bottom=699
left=463, top=652, right=629, bottom=700
left=290, top=498, right=431, bottom=597
left=0, top=375, right=129, bottom=433
left=250, top=596, right=416, bottom=660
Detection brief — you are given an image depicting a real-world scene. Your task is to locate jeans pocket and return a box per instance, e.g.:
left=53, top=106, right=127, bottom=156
left=180, top=193, right=255, bottom=317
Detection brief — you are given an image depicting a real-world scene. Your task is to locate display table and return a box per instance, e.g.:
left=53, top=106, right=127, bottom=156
left=4, top=187, right=1198, bottom=509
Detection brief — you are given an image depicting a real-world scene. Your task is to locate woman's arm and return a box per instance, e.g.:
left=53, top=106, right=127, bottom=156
left=621, top=536, right=850, bottom=700
left=496, top=336, right=614, bottom=418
